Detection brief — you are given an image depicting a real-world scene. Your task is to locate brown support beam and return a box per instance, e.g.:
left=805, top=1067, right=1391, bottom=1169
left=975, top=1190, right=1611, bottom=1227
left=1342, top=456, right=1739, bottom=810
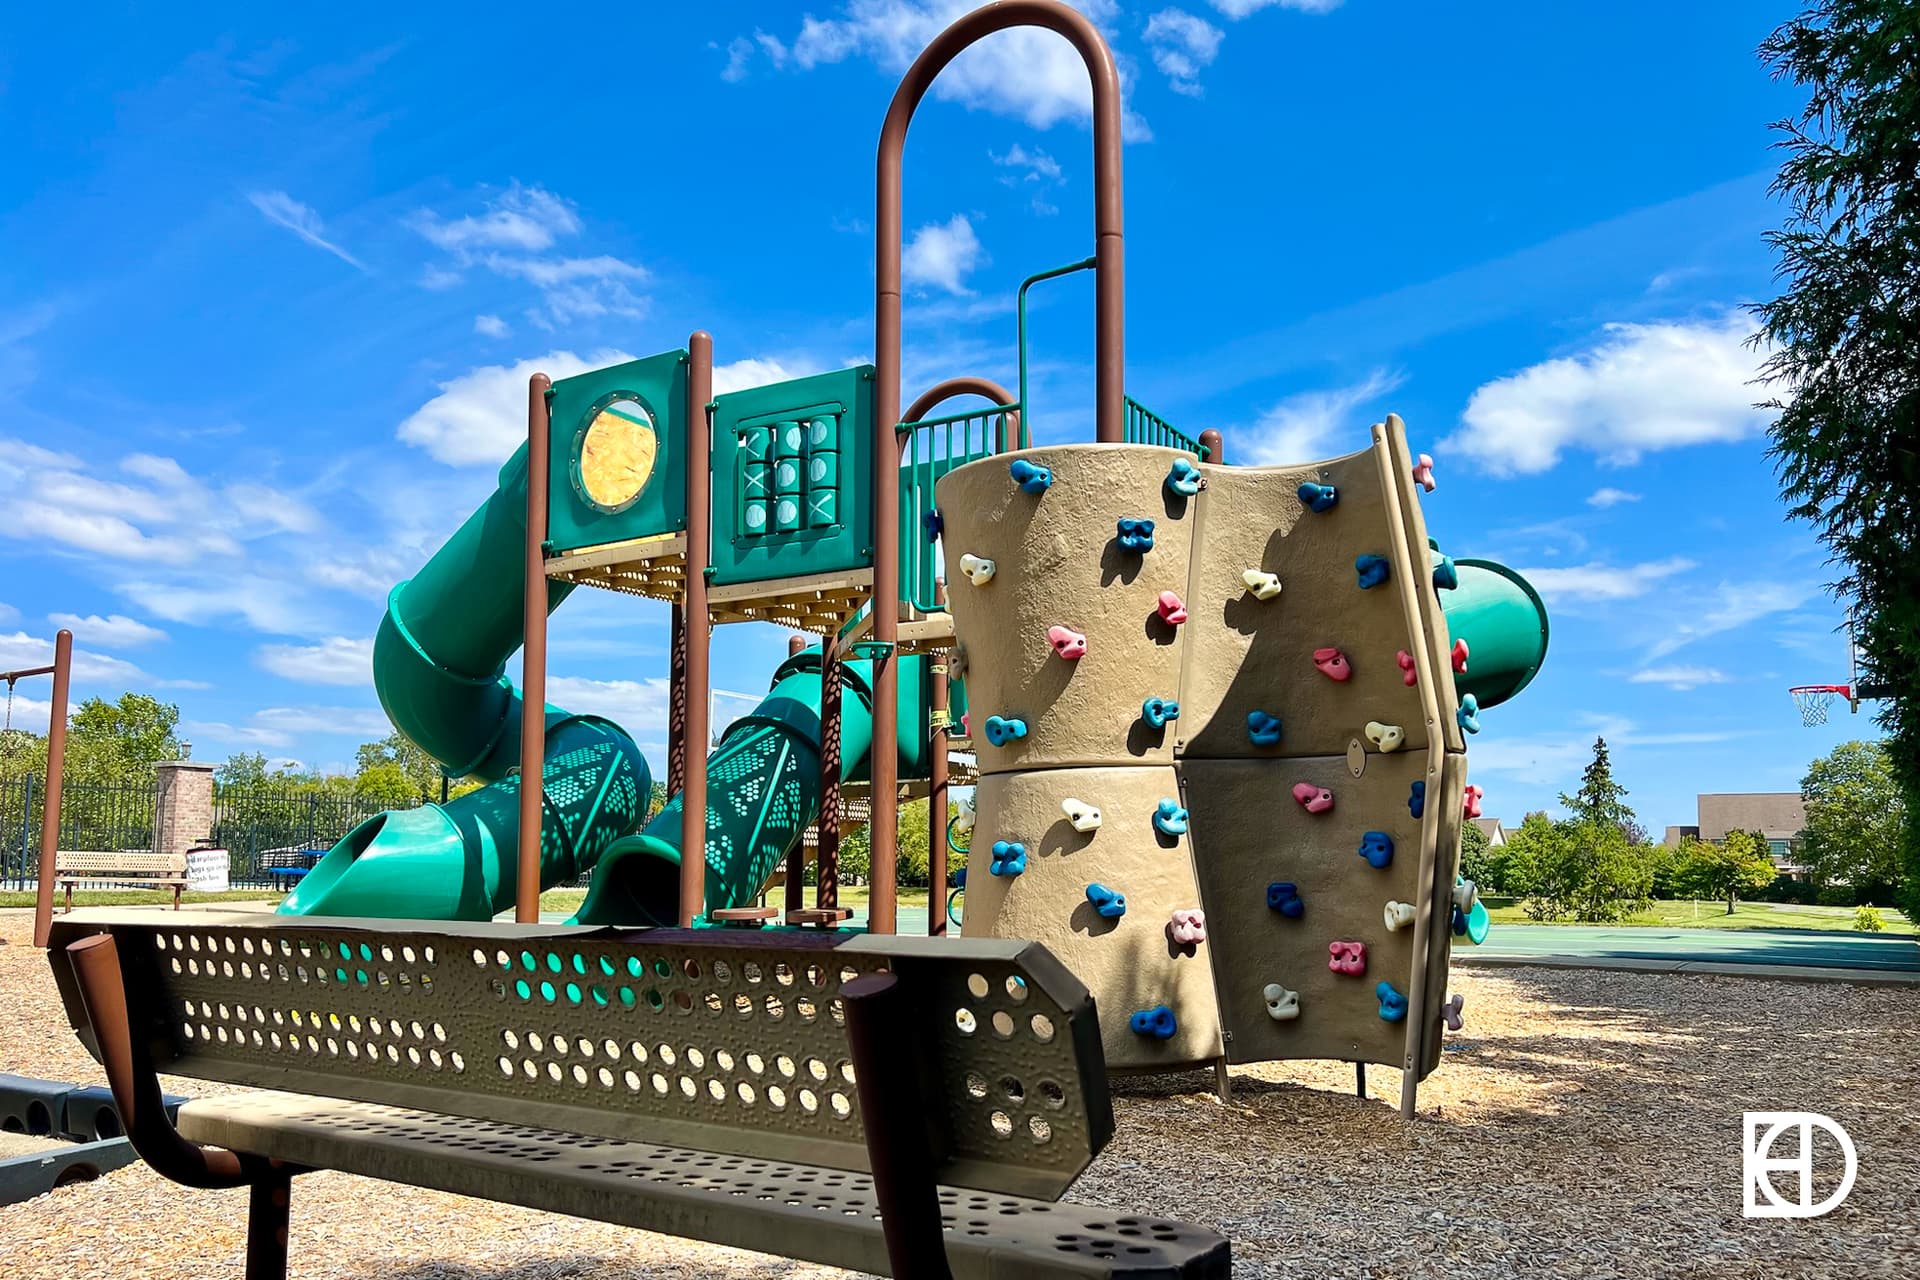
left=679, top=332, right=714, bottom=928
left=515, top=376, right=552, bottom=925
left=1199, top=428, right=1224, bottom=464
left=928, top=579, right=950, bottom=936
left=31, top=630, right=71, bottom=948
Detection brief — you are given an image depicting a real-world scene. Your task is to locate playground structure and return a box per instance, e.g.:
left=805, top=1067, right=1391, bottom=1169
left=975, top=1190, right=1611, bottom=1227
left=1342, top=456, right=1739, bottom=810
left=8, top=628, right=74, bottom=950
left=253, top=0, right=1550, bottom=1119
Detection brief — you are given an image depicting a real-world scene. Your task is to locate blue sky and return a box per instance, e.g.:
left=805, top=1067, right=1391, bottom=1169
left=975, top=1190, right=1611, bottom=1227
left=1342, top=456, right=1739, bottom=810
left=0, top=0, right=1866, bottom=833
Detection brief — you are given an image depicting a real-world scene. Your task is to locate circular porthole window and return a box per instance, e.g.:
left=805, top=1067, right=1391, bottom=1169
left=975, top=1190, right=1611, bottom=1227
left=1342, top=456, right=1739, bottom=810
left=573, top=394, right=659, bottom=513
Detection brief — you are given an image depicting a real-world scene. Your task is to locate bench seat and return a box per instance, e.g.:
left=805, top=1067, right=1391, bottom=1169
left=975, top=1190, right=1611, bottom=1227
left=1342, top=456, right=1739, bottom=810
left=180, top=1093, right=1227, bottom=1278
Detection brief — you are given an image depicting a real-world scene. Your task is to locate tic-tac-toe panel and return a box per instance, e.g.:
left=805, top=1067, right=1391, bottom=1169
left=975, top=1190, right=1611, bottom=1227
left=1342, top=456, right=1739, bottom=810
left=962, top=765, right=1222, bottom=1071
left=1182, top=752, right=1448, bottom=1072
left=938, top=445, right=1199, bottom=775
left=1178, top=441, right=1437, bottom=763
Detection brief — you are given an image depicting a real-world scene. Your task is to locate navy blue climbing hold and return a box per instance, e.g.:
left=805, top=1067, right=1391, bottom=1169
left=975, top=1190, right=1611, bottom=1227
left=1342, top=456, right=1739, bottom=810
left=1357, top=831, right=1394, bottom=870
left=1408, top=780, right=1426, bottom=819
left=1129, top=1005, right=1177, bottom=1039
left=1267, top=882, right=1304, bottom=918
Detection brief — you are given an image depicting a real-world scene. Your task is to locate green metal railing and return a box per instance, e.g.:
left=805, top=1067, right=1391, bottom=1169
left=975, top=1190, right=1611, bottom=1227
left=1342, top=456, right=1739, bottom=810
left=1124, top=395, right=1208, bottom=458
left=1017, top=257, right=1095, bottom=418
left=896, top=403, right=1016, bottom=612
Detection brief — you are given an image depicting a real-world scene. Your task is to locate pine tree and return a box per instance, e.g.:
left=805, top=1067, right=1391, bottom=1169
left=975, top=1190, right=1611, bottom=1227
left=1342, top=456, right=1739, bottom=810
left=1559, top=737, right=1638, bottom=836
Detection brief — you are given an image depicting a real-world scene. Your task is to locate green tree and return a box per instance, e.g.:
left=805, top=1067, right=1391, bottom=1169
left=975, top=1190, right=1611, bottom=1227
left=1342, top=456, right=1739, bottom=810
left=1559, top=737, right=1638, bottom=837
left=216, top=752, right=271, bottom=790
left=1458, top=819, right=1495, bottom=889
left=1522, top=819, right=1655, bottom=923
left=353, top=761, right=422, bottom=809
left=354, top=732, right=443, bottom=801
left=66, top=693, right=181, bottom=785
left=1799, top=740, right=1907, bottom=895
left=1497, top=813, right=1560, bottom=909
left=1757, top=3, right=1920, bottom=923
left=1676, top=832, right=1778, bottom=914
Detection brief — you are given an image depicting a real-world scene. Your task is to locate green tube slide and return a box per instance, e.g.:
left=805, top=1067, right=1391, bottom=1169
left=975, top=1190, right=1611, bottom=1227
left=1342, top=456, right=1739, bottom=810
left=572, top=649, right=877, bottom=927
left=1440, top=558, right=1550, bottom=710
left=279, top=444, right=653, bottom=920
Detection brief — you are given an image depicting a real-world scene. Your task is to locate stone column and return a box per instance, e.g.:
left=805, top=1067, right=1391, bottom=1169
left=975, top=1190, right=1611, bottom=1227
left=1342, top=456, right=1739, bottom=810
left=153, top=761, right=215, bottom=861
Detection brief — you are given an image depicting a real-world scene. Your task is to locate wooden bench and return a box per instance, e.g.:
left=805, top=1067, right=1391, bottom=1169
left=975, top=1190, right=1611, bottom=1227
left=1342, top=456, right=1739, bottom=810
left=53, top=852, right=187, bottom=912
left=48, top=911, right=1230, bottom=1279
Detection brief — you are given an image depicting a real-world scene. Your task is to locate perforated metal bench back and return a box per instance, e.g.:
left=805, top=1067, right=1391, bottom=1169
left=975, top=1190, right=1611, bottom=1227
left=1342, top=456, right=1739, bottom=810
left=55, top=851, right=186, bottom=876
left=49, top=912, right=1114, bottom=1200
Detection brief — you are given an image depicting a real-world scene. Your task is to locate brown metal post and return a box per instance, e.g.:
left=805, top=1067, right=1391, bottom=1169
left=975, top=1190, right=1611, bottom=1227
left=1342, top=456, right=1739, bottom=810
left=515, top=376, right=552, bottom=925
left=816, top=640, right=843, bottom=911
left=1199, top=428, right=1224, bottom=464
left=32, top=630, right=72, bottom=949
left=679, top=333, right=714, bottom=927
left=843, top=972, right=954, bottom=1280
left=666, top=604, right=687, bottom=795
left=928, top=579, right=950, bottom=936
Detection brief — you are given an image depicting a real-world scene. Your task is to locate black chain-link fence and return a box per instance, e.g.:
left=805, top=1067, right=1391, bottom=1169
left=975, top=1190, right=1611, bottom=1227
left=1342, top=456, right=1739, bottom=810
left=212, top=787, right=422, bottom=888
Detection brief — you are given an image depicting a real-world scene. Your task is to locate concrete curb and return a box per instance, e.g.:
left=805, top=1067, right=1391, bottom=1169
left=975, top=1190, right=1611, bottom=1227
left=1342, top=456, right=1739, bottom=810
left=1455, top=952, right=1920, bottom=986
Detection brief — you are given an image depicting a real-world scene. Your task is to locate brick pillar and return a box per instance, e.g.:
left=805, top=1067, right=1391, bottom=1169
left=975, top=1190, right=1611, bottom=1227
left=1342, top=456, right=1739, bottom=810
left=153, top=761, right=215, bottom=860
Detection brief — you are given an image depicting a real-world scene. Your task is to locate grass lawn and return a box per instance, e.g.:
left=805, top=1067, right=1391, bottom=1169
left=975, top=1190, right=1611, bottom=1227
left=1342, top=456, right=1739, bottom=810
left=1484, top=898, right=1917, bottom=934
left=535, top=885, right=935, bottom=914
left=0, top=888, right=284, bottom=909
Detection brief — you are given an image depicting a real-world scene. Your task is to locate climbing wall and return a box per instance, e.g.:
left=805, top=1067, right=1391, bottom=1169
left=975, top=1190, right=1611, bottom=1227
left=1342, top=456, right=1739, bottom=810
left=940, top=418, right=1474, bottom=1079
left=942, top=445, right=1223, bottom=1071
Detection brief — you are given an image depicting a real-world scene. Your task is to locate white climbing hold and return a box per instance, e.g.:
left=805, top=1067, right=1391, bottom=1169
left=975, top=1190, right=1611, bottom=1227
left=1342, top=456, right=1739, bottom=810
left=1262, top=983, right=1301, bottom=1021
left=1364, top=721, right=1406, bottom=753
left=958, top=553, right=996, bottom=586
left=1060, top=797, right=1103, bottom=833
left=1240, top=568, right=1282, bottom=600
left=1383, top=900, right=1416, bottom=932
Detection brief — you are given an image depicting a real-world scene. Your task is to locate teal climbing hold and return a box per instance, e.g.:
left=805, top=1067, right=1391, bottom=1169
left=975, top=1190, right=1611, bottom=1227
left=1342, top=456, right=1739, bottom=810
left=1142, top=696, right=1180, bottom=728
left=989, top=841, right=1027, bottom=877
left=984, top=715, right=1028, bottom=747
left=1433, top=554, right=1459, bottom=590
left=1376, top=981, right=1408, bottom=1022
left=1456, top=693, right=1481, bottom=735
left=1086, top=882, right=1127, bottom=919
left=1010, top=458, right=1052, bottom=492
left=1298, top=482, right=1338, bottom=512
left=1166, top=456, right=1202, bottom=497
left=1355, top=554, right=1391, bottom=589
left=1116, top=517, right=1155, bottom=552
left=1152, top=799, right=1189, bottom=837
left=1246, top=710, right=1282, bottom=746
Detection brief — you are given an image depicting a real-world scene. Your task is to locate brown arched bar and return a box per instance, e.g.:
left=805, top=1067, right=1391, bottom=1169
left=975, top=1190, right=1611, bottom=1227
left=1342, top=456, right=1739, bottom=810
left=871, top=0, right=1127, bottom=935
left=903, top=375, right=1024, bottom=452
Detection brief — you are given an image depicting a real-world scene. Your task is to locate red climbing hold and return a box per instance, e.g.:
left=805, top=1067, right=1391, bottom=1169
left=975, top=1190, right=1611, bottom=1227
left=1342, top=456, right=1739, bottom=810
left=1462, top=784, right=1484, bottom=819
left=1312, top=647, right=1352, bottom=682
left=1156, top=591, right=1188, bottom=626
left=1396, top=649, right=1418, bottom=686
left=1451, top=638, right=1469, bottom=674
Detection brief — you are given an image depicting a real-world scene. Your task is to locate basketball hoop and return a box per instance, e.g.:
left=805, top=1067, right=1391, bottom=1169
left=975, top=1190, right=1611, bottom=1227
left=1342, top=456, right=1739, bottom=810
left=1788, top=684, right=1852, bottom=727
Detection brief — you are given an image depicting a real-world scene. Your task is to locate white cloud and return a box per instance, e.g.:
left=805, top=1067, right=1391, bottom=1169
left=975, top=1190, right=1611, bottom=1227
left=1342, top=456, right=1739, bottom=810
left=246, top=191, right=367, bottom=271
left=1513, top=556, right=1695, bottom=604
left=1448, top=311, right=1769, bottom=474
left=1144, top=9, right=1223, bottom=97
left=255, top=636, right=375, bottom=687
left=1239, top=368, right=1403, bottom=464
left=1628, top=665, right=1730, bottom=691
left=758, top=1, right=1151, bottom=141
left=1644, top=580, right=1816, bottom=661
left=990, top=143, right=1064, bottom=215
left=713, top=358, right=813, bottom=395
left=903, top=215, right=985, bottom=295
left=186, top=705, right=392, bottom=750
left=117, top=577, right=333, bottom=637
left=474, top=314, right=509, bottom=338
left=1211, top=0, right=1342, bottom=15
left=47, top=613, right=168, bottom=648
left=1586, top=487, right=1641, bottom=509
left=397, top=349, right=635, bottom=466
left=410, top=184, right=580, bottom=253
left=0, top=630, right=147, bottom=686
left=720, top=35, right=756, bottom=81
left=0, top=603, right=16, bottom=624
left=547, top=675, right=671, bottom=743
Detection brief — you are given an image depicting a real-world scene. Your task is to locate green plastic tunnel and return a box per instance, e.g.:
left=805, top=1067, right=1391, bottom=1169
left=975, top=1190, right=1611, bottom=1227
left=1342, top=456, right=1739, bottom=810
left=1441, top=558, right=1549, bottom=710
left=572, top=649, right=878, bottom=927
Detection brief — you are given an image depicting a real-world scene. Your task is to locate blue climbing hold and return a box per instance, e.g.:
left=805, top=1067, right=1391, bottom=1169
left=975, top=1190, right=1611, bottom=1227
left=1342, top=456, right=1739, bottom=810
left=1116, top=517, right=1156, bottom=553
left=983, top=715, right=1029, bottom=748
left=1129, top=1005, right=1178, bottom=1040
left=1152, top=798, right=1189, bottom=837
left=1376, top=981, right=1409, bottom=1023
left=923, top=508, right=944, bottom=541
left=1298, top=482, right=1338, bottom=512
left=1085, top=882, right=1127, bottom=919
left=989, top=840, right=1028, bottom=877
left=1165, top=456, right=1202, bottom=497
left=1267, top=882, right=1304, bottom=918
left=1246, top=710, right=1283, bottom=746
left=1409, top=781, right=1426, bottom=819
left=1357, top=831, right=1395, bottom=870
left=1456, top=692, right=1481, bottom=735
left=1009, top=458, right=1052, bottom=492
left=1433, top=554, right=1459, bottom=591
left=1451, top=903, right=1468, bottom=936
left=1142, top=696, right=1180, bottom=729
left=1355, top=554, right=1391, bottom=589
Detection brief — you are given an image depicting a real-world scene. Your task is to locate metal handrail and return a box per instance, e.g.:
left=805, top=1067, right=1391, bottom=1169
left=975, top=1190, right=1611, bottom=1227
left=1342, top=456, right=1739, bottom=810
left=1124, top=395, right=1209, bottom=458
left=1016, top=257, right=1095, bottom=430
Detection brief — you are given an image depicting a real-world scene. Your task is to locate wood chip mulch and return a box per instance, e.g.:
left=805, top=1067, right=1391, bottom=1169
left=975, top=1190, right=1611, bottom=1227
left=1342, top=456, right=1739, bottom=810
left=2, top=909, right=1915, bottom=1278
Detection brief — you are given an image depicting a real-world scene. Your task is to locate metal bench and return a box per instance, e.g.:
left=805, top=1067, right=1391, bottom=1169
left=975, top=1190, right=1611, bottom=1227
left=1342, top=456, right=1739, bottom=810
left=256, top=849, right=321, bottom=891
left=53, top=852, right=188, bottom=912
left=47, top=911, right=1230, bottom=1279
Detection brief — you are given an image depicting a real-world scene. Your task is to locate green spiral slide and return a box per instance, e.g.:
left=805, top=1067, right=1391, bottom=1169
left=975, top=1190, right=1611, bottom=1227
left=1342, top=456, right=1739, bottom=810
left=277, top=444, right=879, bottom=925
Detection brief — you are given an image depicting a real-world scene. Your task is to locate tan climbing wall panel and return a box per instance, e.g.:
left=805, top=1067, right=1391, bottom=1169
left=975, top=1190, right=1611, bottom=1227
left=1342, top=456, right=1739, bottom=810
left=961, top=766, right=1223, bottom=1071
left=1182, top=753, right=1440, bottom=1072
left=938, top=446, right=1198, bottom=774
left=1179, top=444, right=1434, bottom=762
left=1378, top=418, right=1466, bottom=754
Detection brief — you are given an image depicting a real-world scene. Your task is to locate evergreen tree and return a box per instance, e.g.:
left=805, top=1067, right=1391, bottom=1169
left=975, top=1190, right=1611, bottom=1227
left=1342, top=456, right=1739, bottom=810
left=1756, top=2, right=1920, bottom=921
left=1559, top=737, right=1638, bottom=836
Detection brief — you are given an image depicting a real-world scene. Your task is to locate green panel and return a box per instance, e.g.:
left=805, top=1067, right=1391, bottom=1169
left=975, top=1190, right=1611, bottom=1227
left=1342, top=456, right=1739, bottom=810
left=546, top=349, right=689, bottom=555
left=710, top=366, right=874, bottom=587
left=1442, top=558, right=1550, bottom=708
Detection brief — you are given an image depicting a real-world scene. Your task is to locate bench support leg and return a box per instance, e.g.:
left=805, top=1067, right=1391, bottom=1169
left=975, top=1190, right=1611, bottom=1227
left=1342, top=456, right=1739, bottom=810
left=843, top=973, right=952, bottom=1280
left=246, top=1166, right=293, bottom=1280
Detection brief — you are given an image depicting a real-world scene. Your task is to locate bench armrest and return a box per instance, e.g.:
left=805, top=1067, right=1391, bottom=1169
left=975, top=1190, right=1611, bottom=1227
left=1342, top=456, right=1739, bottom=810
left=66, top=934, right=264, bottom=1191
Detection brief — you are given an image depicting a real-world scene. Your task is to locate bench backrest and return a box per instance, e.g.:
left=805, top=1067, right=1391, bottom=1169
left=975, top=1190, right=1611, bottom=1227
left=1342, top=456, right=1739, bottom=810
left=48, top=912, right=1114, bottom=1200
left=54, top=851, right=187, bottom=876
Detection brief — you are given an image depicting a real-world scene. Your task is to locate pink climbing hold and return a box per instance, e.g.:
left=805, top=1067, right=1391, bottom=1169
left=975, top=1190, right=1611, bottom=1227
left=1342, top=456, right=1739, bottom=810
left=1451, top=638, right=1469, bottom=674
left=1462, top=784, right=1484, bottom=819
left=1312, top=647, right=1352, bottom=682
left=1396, top=649, right=1418, bottom=687
left=1156, top=591, right=1189, bottom=626
left=1327, top=940, right=1367, bottom=976
left=1412, top=453, right=1436, bottom=493
left=1291, top=782, right=1335, bottom=814
left=1167, top=908, right=1207, bottom=947
left=1047, top=625, right=1088, bottom=660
